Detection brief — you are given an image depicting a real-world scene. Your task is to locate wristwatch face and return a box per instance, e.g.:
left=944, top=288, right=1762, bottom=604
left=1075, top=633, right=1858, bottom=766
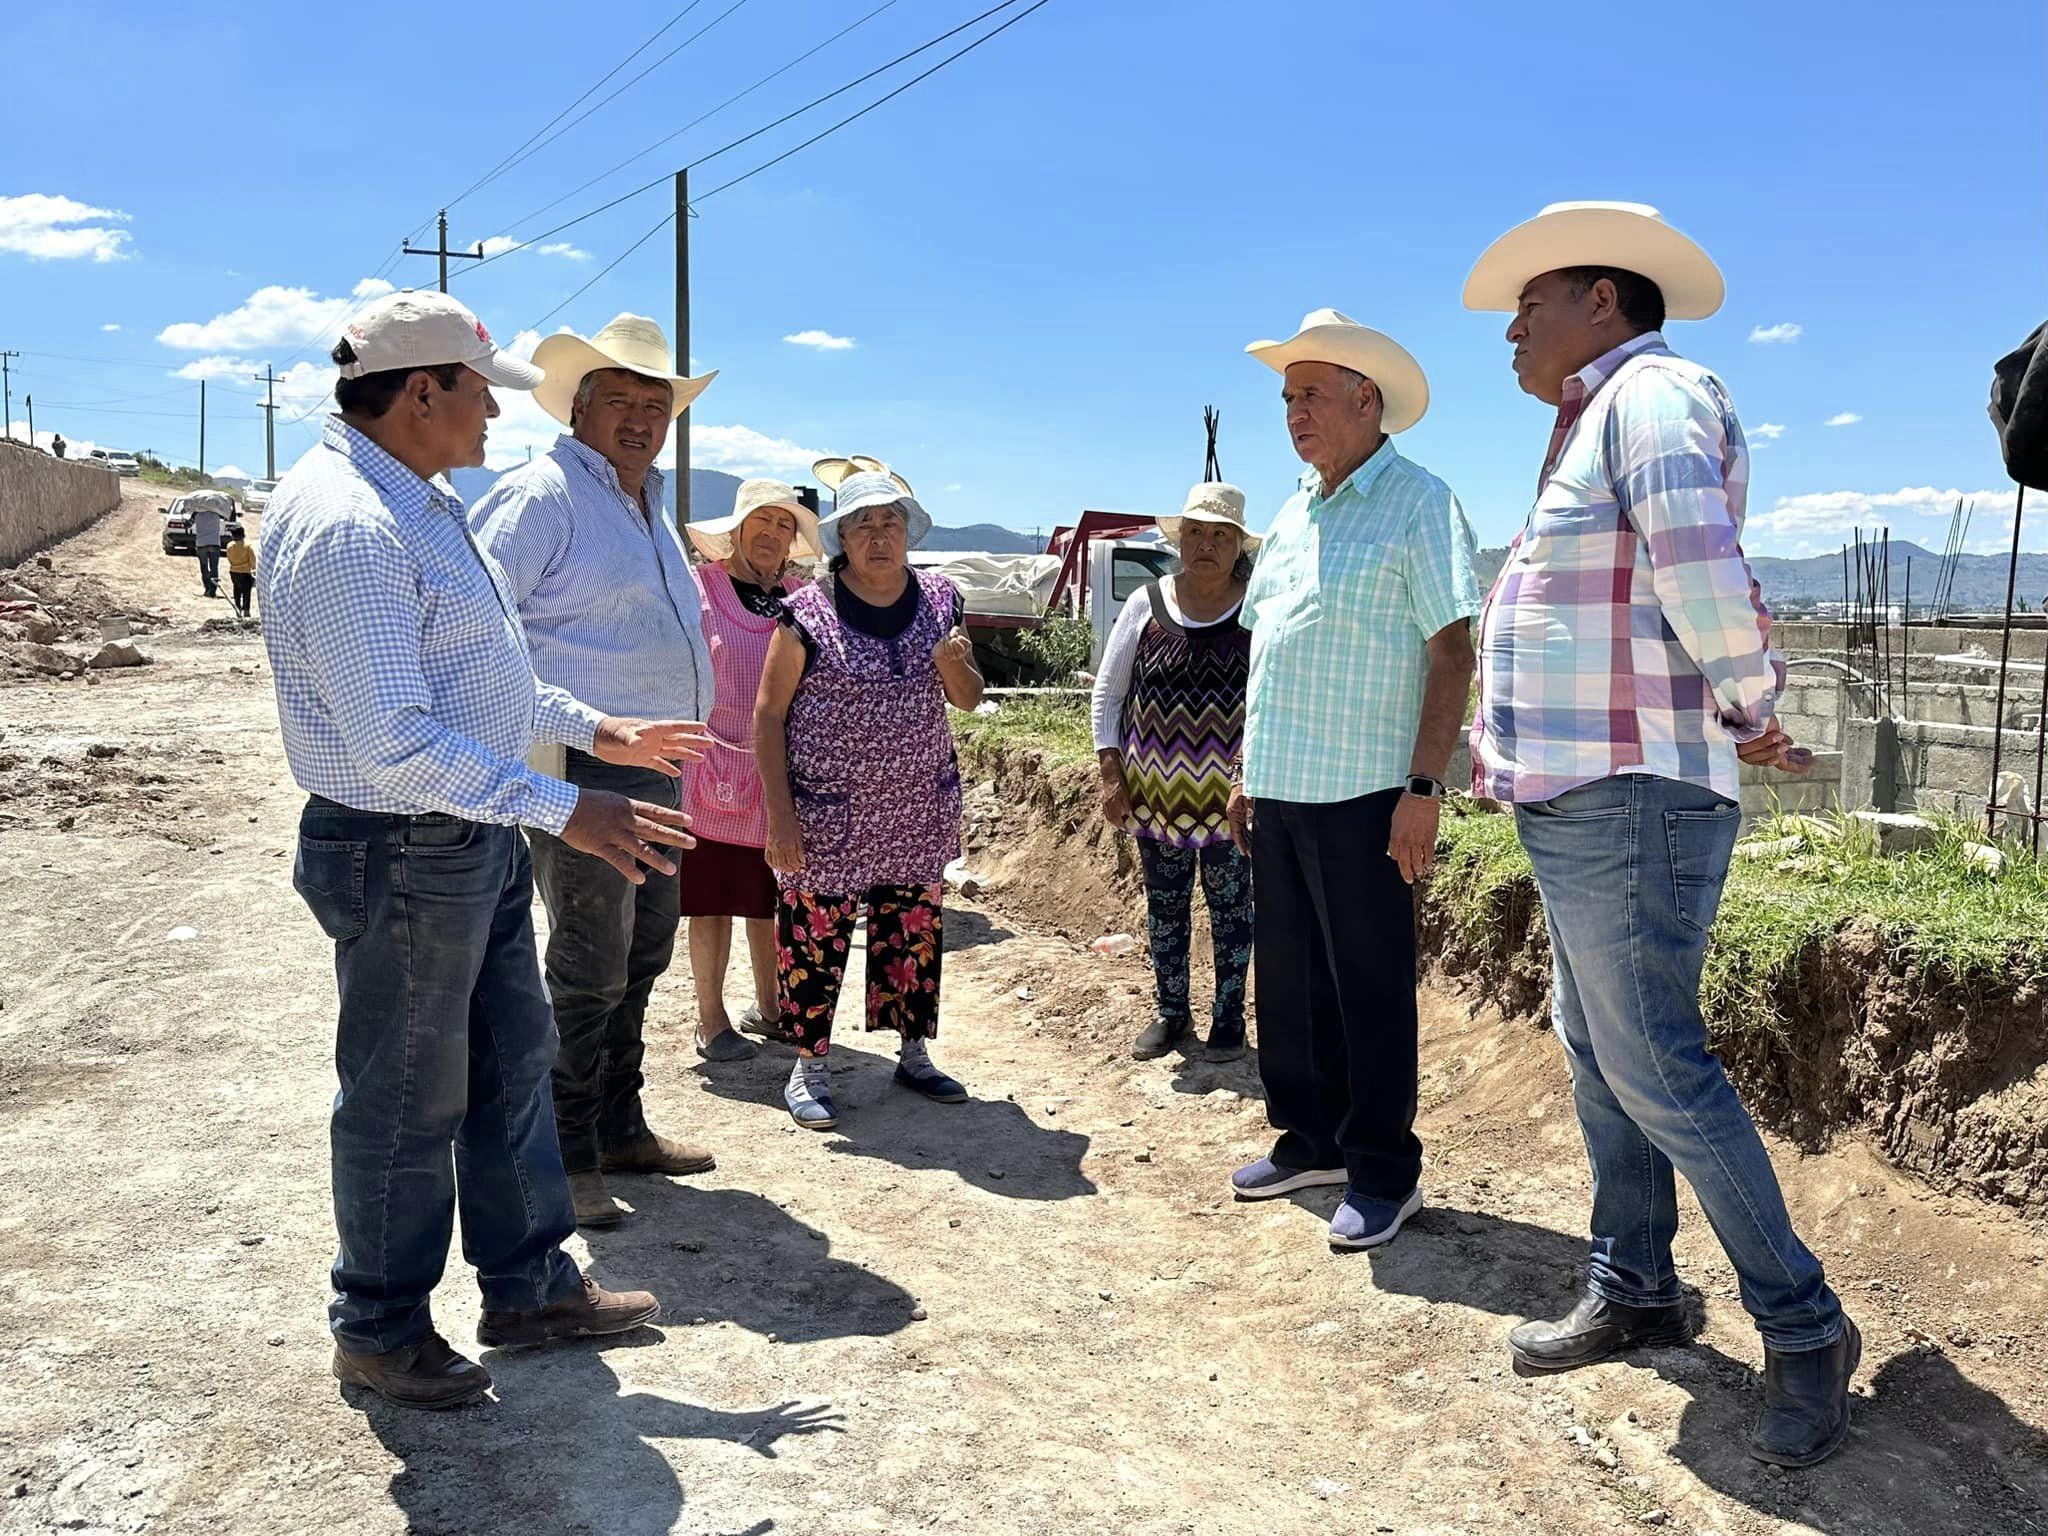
left=1406, top=775, right=1444, bottom=799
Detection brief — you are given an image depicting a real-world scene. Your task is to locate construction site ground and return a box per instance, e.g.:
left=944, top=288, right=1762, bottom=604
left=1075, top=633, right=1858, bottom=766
left=3, top=483, right=2045, bottom=1536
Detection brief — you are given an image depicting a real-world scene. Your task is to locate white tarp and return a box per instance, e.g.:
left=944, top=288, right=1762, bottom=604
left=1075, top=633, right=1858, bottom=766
left=909, top=552, right=1062, bottom=618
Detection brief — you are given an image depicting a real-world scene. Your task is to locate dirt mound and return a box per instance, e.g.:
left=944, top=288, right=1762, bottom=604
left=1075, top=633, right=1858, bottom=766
left=0, top=737, right=226, bottom=846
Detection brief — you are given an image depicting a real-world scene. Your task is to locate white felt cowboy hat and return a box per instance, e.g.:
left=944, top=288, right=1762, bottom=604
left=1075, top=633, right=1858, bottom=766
left=1245, top=309, right=1430, bottom=433
left=685, top=477, right=822, bottom=562
left=1462, top=201, right=1725, bottom=320
left=812, top=454, right=915, bottom=498
left=1158, top=482, right=1261, bottom=550
left=818, top=470, right=932, bottom=557
left=531, top=313, right=717, bottom=428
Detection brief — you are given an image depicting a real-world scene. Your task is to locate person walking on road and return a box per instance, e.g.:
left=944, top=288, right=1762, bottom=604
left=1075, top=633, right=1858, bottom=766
left=1090, top=482, right=1255, bottom=1063
left=1464, top=201, right=1855, bottom=1466
left=189, top=490, right=230, bottom=598
left=260, top=290, right=705, bottom=1412
left=1226, top=310, right=1480, bottom=1251
left=472, top=313, right=722, bottom=1231
left=224, top=525, right=256, bottom=617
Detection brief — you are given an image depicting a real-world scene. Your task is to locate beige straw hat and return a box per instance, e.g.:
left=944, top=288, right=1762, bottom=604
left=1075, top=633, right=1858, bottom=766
left=1462, top=201, right=1724, bottom=320
left=684, top=478, right=822, bottom=562
left=1157, top=482, right=1260, bottom=549
left=812, top=455, right=915, bottom=497
left=531, top=313, right=717, bottom=428
left=1244, top=309, right=1430, bottom=433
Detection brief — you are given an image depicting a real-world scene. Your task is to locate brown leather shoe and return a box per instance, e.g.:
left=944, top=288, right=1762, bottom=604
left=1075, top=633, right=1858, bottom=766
left=332, top=1332, right=490, bottom=1410
left=476, top=1274, right=661, bottom=1350
left=569, top=1170, right=625, bottom=1228
left=600, top=1131, right=715, bottom=1176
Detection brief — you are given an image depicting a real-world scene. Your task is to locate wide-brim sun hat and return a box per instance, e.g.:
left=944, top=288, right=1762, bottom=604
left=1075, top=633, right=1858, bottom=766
left=812, top=455, right=914, bottom=497
left=685, top=477, right=822, bottom=562
left=1462, top=201, right=1725, bottom=320
left=1244, top=309, right=1430, bottom=433
left=1157, top=481, right=1260, bottom=550
left=819, top=470, right=931, bottom=557
left=531, top=312, right=717, bottom=428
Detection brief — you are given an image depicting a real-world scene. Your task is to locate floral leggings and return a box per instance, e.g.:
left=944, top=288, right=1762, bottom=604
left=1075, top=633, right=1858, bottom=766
left=1138, top=838, right=1253, bottom=1033
left=777, top=884, right=943, bottom=1055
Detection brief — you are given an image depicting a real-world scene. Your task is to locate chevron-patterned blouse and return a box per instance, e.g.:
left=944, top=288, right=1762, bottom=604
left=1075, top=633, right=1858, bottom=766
left=1119, top=582, right=1251, bottom=848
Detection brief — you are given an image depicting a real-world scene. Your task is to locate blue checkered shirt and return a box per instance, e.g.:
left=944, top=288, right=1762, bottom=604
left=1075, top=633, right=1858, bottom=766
left=258, top=416, right=603, bottom=832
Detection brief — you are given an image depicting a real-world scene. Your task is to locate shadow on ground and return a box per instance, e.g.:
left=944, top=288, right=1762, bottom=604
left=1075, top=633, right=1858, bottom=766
left=943, top=908, right=1014, bottom=952
left=350, top=1336, right=841, bottom=1536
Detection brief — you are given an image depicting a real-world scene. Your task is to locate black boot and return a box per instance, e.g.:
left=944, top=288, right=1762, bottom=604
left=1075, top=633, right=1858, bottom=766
left=1132, top=1015, right=1190, bottom=1060
left=1751, top=1318, right=1860, bottom=1467
left=1508, top=1289, right=1694, bottom=1372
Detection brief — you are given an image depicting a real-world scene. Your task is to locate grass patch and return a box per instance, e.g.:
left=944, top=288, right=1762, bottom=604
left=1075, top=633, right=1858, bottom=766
left=952, top=692, right=1095, bottom=771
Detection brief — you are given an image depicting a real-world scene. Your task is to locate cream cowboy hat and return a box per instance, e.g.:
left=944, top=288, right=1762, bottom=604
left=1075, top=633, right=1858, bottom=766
left=818, top=470, right=932, bottom=557
left=684, top=477, right=822, bottom=562
left=812, top=454, right=915, bottom=498
left=530, top=313, right=717, bottom=428
left=1462, top=201, right=1725, bottom=320
left=1157, top=482, right=1260, bottom=550
left=1245, top=309, right=1430, bottom=433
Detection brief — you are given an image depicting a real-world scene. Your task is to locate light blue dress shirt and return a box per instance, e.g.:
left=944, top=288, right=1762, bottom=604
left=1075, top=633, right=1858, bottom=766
left=471, top=435, right=712, bottom=723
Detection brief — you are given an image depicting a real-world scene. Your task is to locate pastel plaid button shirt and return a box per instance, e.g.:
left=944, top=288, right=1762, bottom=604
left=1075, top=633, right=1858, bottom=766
left=1470, top=332, right=1782, bottom=804
left=1240, top=442, right=1481, bottom=804
left=258, top=416, right=604, bottom=833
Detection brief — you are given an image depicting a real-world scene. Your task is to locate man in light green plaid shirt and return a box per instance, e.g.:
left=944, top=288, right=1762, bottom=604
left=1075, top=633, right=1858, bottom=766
left=1225, top=310, right=1479, bottom=1253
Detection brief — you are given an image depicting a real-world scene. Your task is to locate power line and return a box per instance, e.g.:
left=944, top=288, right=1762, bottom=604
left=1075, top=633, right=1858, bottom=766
left=459, top=0, right=1037, bottom=280
left=484, top=0, right=903, bottom=241
left=529, top=212, right=678, bottom=330
left=454, top=0, right=758, bottom=211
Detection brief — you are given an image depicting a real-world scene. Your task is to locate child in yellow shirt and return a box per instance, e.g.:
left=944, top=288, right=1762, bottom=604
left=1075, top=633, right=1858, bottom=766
left=225, top=527, right=256, bottom=617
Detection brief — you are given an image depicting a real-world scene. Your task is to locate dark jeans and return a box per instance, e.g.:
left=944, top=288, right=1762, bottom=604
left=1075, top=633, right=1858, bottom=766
left=294, top=797, right=582, bottom=1354
left=526, top=750, right=681, bottom=1174
left=1137, top=837, right=1253, bottom=1033
left=230, top=571, right=255, bottom=616
left=1251, top=788, right=1421, bottom=1199
left=197, top=545, right=222, bottom=597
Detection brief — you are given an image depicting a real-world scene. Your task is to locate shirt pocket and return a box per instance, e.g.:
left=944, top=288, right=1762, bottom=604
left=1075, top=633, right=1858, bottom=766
left=419, top=569, right=515, bottom=658
left=1318, top=534, right=1406, bottom=615
left=1521, top=500, right=1625, bottom=570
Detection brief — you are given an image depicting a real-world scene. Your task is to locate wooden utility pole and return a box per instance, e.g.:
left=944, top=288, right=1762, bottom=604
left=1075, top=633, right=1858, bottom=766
left=198, top=379, right=207, bottom=477
left=0, top=351, right=16, bottom=443
left=254, top=364, right=279, bottom=479
left=675, top=169, right=691, bottom=529
left=403, top=210, right=485, bottom=293
left=24, top=394, right=33, bottom=447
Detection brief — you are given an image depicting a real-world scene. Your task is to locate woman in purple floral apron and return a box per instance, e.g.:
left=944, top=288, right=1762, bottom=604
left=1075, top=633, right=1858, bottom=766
left=754, top=471, right=985, bottom=1129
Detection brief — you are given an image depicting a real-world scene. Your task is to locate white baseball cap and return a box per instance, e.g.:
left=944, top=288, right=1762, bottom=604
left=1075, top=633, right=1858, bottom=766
left=336, top=290, right=543, bottom=390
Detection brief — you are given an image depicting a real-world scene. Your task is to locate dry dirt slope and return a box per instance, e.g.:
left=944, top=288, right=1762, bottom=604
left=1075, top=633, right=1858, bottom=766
left=1, top=489, right=2046, bottom=1536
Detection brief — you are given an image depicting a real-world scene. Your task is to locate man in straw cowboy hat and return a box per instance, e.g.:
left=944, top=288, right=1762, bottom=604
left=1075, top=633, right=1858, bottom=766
left=473, top=312, right=722, bottom=1232
left=1225, top=310, right=1479, bottom=1252
left=1464, top=202, right=1854, bottom=1465
left=261, top=290, right=702, bottom=1409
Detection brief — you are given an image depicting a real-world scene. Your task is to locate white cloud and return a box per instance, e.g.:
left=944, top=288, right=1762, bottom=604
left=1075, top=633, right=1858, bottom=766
left=783, top=329, right=856, bottom=351
left=212, top=463, right=251, bottom=482
left=479, top=236, right=524, bottom=258
left=1748, top=322, right=1803, bottom=345
left=172, top=355, right=260, bottom=382
left=1745, top=485, right=2014, bottom=554
left=538, top=242, right=591, bottom=261
left=6, top=424, right=106, bottom=458
left=0, top=193, right=133, bottom=262
left=158, top=279, right=393, bottom=351
left=944, top=483, right=964, bottom=493
left=100, top=322, right=121, bottom=332
left=691, top=424, right=833, bottom=478
left=478, top=237, right=590, bottom=261
left=1750, top=422, right=1788, bottom=443
left=1825, top=411, right=1863, bottom=427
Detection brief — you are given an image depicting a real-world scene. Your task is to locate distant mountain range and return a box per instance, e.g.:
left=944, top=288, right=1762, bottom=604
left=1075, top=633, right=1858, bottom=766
left=1474, top=539, right=2048, bottom=615
left=449, top=464, right=1043, bottom=555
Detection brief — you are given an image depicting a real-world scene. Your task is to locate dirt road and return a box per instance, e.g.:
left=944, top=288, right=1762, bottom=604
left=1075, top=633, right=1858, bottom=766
left=3, top=487, right=2046, bottom=1536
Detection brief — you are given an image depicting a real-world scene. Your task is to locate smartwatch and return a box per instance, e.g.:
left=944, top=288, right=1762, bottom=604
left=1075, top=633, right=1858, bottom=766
left=1404, top=774, right=1447, bottom=800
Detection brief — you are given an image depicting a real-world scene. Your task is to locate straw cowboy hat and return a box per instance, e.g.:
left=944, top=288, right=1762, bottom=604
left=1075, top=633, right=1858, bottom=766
left=812, top=454, right=915, bottom=498
left=1462, top=201, right=1725, bottom=320
left=684, top=477, right=822, bottom=562
left=1158, top=482, right=1261, bottom=550
left=531, top=313, right=717, bottom=428
left=818, top=470, right=931, bottom=557
left=1245, top=310, right=1430, bottom=433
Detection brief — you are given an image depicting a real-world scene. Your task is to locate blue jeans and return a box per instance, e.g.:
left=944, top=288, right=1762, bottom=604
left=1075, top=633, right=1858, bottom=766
left=1515, top=774, right=1843, bottom=1351
left=295, top=798, right=583, bottom=1354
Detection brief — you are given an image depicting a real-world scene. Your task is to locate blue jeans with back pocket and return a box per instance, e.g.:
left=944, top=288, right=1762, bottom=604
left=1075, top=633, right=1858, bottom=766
left=1514, top=773, right=1844, bottom=1351
left=294, top=797, right=582, bottom=1354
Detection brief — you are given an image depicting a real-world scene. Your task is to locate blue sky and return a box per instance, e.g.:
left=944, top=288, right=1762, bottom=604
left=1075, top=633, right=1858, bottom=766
left=3, top=0, right=2040, bottom=557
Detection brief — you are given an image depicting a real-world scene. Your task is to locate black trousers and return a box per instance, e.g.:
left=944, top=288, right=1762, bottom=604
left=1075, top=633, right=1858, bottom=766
left=526, top=750, right=681, bottom=1174
left=1251, top=788, right=1422, bottom=1199
left=230, top=572, right=255, bottom=616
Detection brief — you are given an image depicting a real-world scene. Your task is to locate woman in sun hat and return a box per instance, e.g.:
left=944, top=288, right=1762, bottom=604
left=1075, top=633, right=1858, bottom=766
left=1090, top=482, right=1257, bottom=1064
left=752, top=470, right=984, bottom=1129
left=676, top=479, right=822, bottom=1061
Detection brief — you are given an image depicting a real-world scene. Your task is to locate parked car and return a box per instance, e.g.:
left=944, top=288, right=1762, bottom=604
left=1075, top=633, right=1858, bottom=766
left=161, top=495, right=245, bottom=558
left=244, top=477, right=278, bottom=512
left=88, top=448, right=142, bottom=476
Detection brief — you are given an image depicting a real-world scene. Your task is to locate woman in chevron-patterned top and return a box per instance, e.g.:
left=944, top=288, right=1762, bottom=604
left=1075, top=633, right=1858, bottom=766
left=1090, top=483, right=1257, bottom=1064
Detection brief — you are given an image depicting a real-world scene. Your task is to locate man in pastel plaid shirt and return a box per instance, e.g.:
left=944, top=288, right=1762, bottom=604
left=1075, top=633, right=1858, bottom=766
left=260, top=290, right=709, bottom=1412
left=1224, top=311, right=1479, bottom=1254
left=1463, top=203, right=1854, bottom=1468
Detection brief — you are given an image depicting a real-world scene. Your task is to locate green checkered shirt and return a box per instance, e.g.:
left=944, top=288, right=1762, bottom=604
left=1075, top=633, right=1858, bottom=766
left=1240, top=442, right=1480, bottom=804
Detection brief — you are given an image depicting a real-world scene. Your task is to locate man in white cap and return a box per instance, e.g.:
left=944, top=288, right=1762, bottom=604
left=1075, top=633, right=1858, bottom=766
left=1464, top=202, right=1854, bottom=1466
left=1225, top=310, right=1479, bottom=1251
left=260, top=289, right=706, bottom=1411
left=472, top=313, right=722, bottom=1231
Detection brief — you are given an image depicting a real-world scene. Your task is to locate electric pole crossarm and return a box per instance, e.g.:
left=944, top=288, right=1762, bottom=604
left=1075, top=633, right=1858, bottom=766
left=402, top=210, right=487, bottom=292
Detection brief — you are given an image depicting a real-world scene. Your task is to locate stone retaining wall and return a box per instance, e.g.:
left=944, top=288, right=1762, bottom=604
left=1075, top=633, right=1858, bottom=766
left=0, top=444, right=121, bottom=566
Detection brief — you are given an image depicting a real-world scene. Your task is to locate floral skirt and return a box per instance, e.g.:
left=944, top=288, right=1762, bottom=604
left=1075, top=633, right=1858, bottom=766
left=777, top=883, right=943, bottom=1054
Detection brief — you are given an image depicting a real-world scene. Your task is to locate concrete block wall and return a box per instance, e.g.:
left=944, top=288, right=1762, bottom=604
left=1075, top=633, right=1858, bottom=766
left=0, top=444, right=121, bottom=565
